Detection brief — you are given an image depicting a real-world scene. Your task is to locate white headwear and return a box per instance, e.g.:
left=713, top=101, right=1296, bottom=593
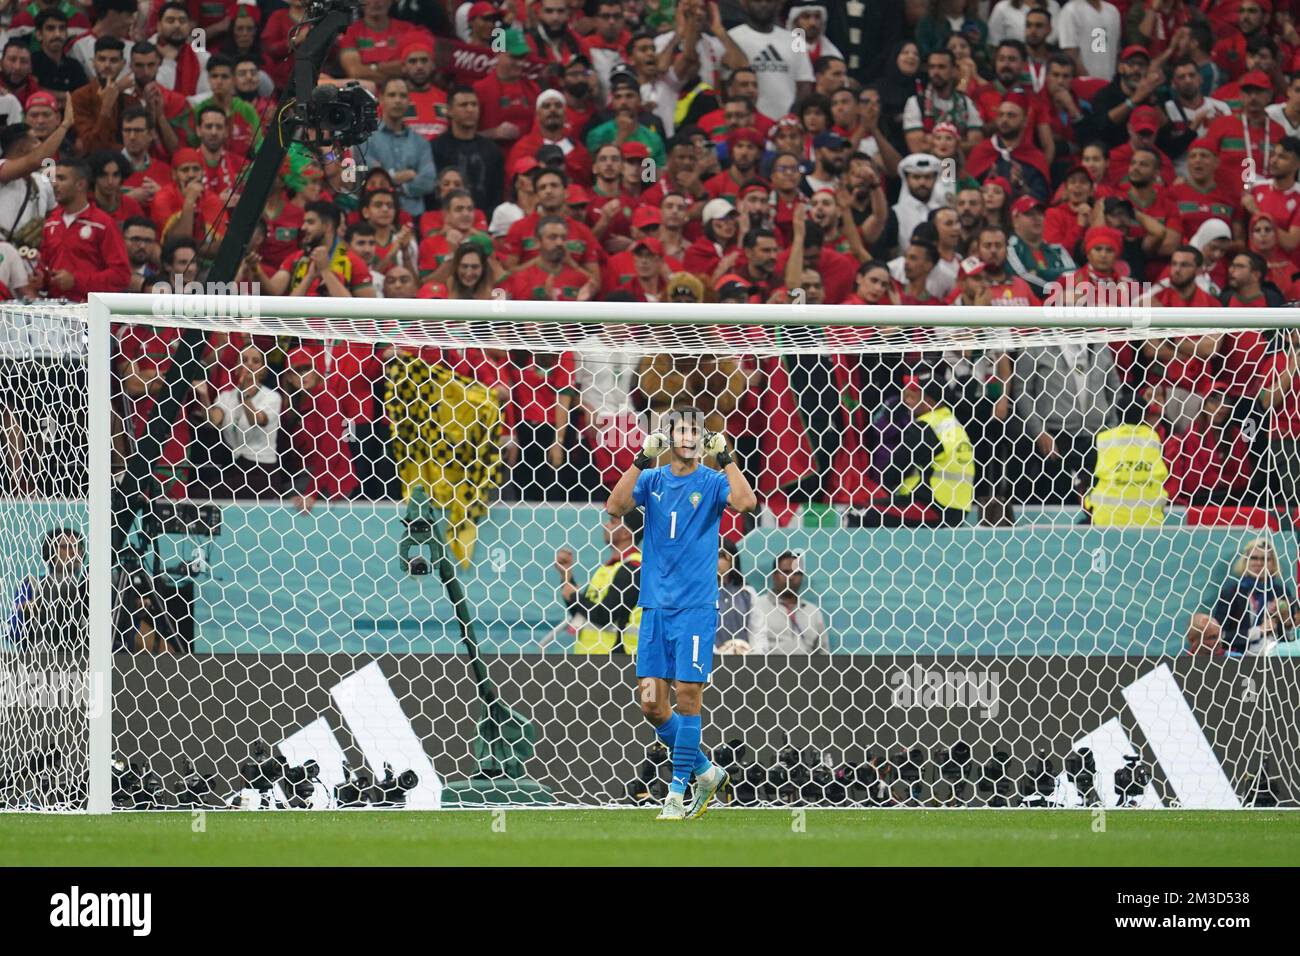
left=1190, top=218, right=1231, bottom=252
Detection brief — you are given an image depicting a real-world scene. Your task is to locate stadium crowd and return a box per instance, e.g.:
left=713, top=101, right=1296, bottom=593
left=3, top=0, right=1300, bottom=536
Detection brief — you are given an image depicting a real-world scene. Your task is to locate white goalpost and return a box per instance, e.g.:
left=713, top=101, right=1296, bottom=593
left=1, top=293, right=1297, bottom=812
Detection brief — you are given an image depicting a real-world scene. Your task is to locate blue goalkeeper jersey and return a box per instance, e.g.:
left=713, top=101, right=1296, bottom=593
left=633, top=464, right=730, bottom=609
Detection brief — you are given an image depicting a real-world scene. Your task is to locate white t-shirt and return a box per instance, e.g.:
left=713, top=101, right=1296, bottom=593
left=1266, top=102, right=1300, bottom=138
left=727, top=24, right=813, bottom=120
left=654, top=31, right=727, bottom=90
left=150, top=34, right=211, bottom=96
left=0, top=92, right=20, bottom=126
left=0, top=239, right=30, bottom=287
left=214, top=385, right=281, bottom=465
left=1057, top=0, right=1121, bottom=80
left=988, top=0, right=1062, bottom=44
left=68, top=34, right=132, bottom=82
left=573, top=333, right=640, bottom=413
left=0, top=159, right=55, bottom=245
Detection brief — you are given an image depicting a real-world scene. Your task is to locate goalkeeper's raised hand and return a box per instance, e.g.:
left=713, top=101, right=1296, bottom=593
left=634, top=431, right=669, bottom=469
left=703, top=431, right=733, bottom=467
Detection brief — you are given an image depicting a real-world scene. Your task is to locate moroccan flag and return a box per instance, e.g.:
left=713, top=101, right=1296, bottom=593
left=383, top=355, right=504, bottom=567
left=753, top=355, right=817, bottom=521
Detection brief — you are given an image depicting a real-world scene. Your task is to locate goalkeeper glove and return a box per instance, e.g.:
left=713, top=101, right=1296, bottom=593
left=704, top=430, right=733, bottom=467
left=634, top=431, right=669, bottom=470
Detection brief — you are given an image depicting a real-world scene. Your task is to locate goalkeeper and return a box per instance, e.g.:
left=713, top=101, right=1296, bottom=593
left=606, top=404, right=758, bottom=820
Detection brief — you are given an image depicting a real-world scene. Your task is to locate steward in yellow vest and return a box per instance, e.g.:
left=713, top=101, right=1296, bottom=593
left=555, top=511, right=643, bottom=654
left=1083, top=398, right=1168, bottom=526
left=886, top=374, right=975, bottom=527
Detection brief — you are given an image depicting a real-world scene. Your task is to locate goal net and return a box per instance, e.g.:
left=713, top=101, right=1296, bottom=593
left=2, top=293, right=1297, bottom=811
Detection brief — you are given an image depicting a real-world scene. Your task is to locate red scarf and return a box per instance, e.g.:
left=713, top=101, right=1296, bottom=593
left=174, top=43, right=202, bottom=97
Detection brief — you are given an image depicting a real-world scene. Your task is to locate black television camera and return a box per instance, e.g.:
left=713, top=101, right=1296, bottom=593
left=112, top=499, right=221, bottom=654
left=1113, top=753, right=1151, bottom=807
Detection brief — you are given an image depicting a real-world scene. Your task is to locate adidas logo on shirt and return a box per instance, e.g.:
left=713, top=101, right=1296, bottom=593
left=751, top=44, right=788, bottom=73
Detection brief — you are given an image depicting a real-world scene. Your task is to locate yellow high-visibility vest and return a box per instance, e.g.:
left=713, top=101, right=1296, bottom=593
left=1085, top=423, right=1168, bottom=526
left=574, top=549, right=642, bottom=654
left=897, top=407, right=975, bottom=510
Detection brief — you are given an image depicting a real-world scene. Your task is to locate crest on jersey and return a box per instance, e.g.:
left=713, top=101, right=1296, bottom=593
left=690, top=492, right=702, bottom=508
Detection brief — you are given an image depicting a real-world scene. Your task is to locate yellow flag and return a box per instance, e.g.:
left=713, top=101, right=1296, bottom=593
left=384, top=355, right=504, bottom=567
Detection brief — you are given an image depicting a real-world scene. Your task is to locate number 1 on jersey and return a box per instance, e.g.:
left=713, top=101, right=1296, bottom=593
left=669, top=510, right=677, bottom=538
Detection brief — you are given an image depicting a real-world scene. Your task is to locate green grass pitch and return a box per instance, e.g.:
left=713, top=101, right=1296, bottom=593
left=1, top=809, right=1296, bottom=866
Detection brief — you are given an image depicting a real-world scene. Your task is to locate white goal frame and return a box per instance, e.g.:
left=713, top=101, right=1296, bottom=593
left=80, top=293, right=1300, bottom=813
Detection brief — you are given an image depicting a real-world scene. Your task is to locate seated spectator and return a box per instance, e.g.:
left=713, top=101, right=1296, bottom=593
left=32, top=10, right=89, bottom=96
left=1043, top=163, right=1094, bottom=256
left=1163, top=383, right=1251, bottom=507
left=966, top=89, right=1050, bottom=201
left=150, top=146, right=226, bottom=248
left=88, top=148, right=143, bottom=224
left=265, top=200, right=377, bottom=297
left=418, top=188, right=488, bottom=276
left=1246, top=213, right=1300, bottom=299
left=749, top=550, right=830, bottom=654
left=7, top=527, right=87, bottom=652
left=424, top=240, right=504, bottom=299
left=1221, top=250, right=1286, bottom=308
left=1, top=39, right=41, bottom=110
left=1189, top=217, right=1233, bottom=295
left=496, top=215, right=596, bottom=301
left=280, top=347, right=360, bottom=512
left=359, top=188, right=416, bottom=276
left=121, top=215, right=160, bottom=291
left=1103, top=105, right=1177, bottom=189
left=614, top=236, right=669, bottom=301
left=507, top=88, right=590, bottom=187
left=716, top=539, right=757, bottom=654
left=1187, top=538, right=1296, bottom=656
left=1007, top=195, right=1076, bottom=296
left=347, top=221, right=384, bottom=292
left=118, top=106, right=172, bottom=217
left=336, top=0, right=415, bottom=82
left=502, top=166, right=601, bottom=282
left=585, top=70, right=667, bottom=169
left=70, top=35, right=129, bottom=155
left=554, top=509, right=642, bottom=655
left=203, top=344, right=284, bottom=500
left=151, top=3, right=210, bottom=97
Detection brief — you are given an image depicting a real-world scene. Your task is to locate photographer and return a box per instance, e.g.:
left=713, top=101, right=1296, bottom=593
left=7, top=528, right=87, bottom=651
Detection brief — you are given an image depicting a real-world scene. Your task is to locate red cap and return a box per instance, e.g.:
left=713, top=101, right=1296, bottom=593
left=172, top=147, right=204, bottom=168
left=467, top=1, right=498, bottom=18
left=510, top=156, right=540, bottom=178
left=1004, top=87, right=1032, bottom=113
left=620, top=141, right=650, bottom=159
left=958, top=255, right=988, bottom=279
left=715, top=272, right=754, bottom=291
left=286, top=346, right=322, bottom=372
left=1011, top=195, right=1044, bottom=216
left=1240, top=70, right=1273, bottom=91
left=983, top=175, right=1011, bottom=195
left=727, top=127, right=765, bottom=150
left=566, top=183, right=591, bottom=205
left=400, top=35, right=434, bottom=59
left=632, top=236, right=663, bottom=256
left=1084, top=225, right=1123, bottom=253
left=25, top=91, right=57, bottom=112
left=1119, top=45, right=1150, bottom=62
left=1188, top=137, right=1216, bottom=154
left=1129, top=105, right=1160, bottom=133
left=630, top=205, right=661, bottom=229
left=739, top=181, right=770, bottom=199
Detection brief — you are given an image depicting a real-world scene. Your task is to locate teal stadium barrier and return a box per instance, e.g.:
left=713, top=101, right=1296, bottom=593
left=1, top=502, right=1292, bottom=655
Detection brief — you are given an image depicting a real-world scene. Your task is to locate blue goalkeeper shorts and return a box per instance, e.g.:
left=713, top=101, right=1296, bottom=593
left=635, top=607, right=718, bottom=683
